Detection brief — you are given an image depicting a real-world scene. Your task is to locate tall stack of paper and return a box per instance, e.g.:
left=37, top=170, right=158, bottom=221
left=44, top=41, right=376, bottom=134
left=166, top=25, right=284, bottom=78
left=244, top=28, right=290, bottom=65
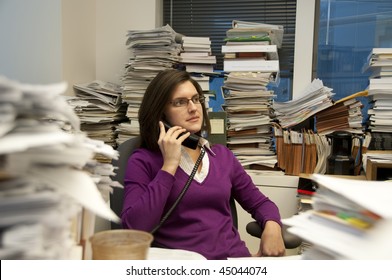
left=220, top=20, right=284, bottom=171
left=0, top=76, right=119, bottom=260
left=221, top=72, right=277, bottom=170
left=178, top=35, right=217, bottom=112
left=121, top=24, right=181, bottom=142
left=364, top=48, right=392, bottom=150
left=367, top=77, right=392, bottom=133
left=68, top=81, right=128, bottom=148
left=273, top=78, right=335, bottom=129
left=284, top=174, right=392, bottom=259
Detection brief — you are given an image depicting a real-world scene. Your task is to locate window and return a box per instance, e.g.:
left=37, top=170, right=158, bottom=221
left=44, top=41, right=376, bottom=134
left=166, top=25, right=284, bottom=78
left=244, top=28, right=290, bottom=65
left=163, top=0, right=297, bottom=101
left=316, top=0, right=392, bottom=116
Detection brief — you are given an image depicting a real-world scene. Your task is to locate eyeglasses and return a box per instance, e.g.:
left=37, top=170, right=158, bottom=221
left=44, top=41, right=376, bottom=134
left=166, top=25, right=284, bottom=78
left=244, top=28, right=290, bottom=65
left=169, top=95, right=205, bottom=107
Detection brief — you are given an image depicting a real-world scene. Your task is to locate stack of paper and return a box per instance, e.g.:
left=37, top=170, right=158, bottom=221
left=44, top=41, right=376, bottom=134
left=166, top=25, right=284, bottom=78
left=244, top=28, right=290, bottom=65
left=284, top=174, right=392, bottom=259
left=364, top=48, right=392, bottom=77
left=178, top=35, right=216, bottom=111
left=121, top=24, right=181, bottom=141
left=230, top=20, right=284, bottom=48
left=180, top=36, right=216, bottom=75
left=0, top=76, right=120, bottom=260
left=314, top=96, right=364, bottom=135
left=221, top=72, right=277, bottom=169
left=367, top=77, right=392, bottom=133
left=363, top=48, right=392, bottom=151
left=273, top=79, right=335, bottom=129
left=222, top=20, right=281, bottom=73
left=68, top=80, right=128, bottom=148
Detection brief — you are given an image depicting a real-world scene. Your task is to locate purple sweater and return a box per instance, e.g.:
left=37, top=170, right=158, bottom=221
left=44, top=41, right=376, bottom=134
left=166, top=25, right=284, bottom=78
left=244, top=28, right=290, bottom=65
left=121, top=144, right=282, bottom=260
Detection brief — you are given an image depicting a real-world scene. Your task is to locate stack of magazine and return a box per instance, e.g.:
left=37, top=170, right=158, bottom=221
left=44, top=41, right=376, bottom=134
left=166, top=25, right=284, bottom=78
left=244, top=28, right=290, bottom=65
left=68, top=80, right=128, bottom=148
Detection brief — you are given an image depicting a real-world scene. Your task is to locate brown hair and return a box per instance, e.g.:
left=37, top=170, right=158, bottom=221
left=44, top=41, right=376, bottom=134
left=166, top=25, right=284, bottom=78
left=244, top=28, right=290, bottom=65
left=138, top=69, right=211, bottom=151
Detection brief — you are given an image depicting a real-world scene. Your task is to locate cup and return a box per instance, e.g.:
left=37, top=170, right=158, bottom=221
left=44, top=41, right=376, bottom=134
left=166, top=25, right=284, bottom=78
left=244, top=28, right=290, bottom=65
left=90, top=229, right=153, bottom=260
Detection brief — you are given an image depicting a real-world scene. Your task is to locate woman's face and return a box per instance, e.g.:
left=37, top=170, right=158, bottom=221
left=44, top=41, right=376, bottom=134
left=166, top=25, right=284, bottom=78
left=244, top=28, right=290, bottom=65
left=164, top=80, right=204, bottom=134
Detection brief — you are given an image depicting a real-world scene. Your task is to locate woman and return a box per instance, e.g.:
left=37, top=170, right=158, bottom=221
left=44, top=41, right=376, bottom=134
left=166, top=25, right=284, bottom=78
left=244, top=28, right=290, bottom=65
left=121, top=69, right=285, bottom=259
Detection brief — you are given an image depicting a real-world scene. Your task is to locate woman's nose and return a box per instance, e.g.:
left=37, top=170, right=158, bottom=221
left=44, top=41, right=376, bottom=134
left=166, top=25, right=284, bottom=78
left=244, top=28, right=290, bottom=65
left=187, top=100, right=198, bottom=111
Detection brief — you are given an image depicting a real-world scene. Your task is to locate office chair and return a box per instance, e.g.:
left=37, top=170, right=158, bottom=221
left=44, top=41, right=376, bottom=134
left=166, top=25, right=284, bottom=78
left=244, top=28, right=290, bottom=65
left=110, top=137, right=302, bottom=249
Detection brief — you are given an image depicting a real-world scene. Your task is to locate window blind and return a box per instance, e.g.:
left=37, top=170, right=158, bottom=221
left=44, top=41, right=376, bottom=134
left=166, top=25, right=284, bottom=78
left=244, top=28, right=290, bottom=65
left=163, top=0, right=297, bottom=77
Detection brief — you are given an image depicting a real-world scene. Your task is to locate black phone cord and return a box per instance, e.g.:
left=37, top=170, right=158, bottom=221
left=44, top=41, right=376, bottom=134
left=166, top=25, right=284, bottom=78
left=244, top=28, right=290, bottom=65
left=150, top=147, right=205, bottom=235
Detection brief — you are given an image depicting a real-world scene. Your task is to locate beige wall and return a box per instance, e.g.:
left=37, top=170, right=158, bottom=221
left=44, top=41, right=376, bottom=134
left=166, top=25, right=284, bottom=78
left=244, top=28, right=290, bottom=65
left=0, top=0, right=63, bottom=84
left=62, top=0, right=96, bottom=95
left=95, top=0, right=159, bottom=85
left=0, top=0, right=161, bottom=95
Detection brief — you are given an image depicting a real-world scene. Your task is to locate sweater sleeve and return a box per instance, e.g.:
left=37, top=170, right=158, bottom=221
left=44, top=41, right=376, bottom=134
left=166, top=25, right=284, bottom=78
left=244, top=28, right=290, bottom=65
left=121, top=149, right=175, bottom=231
left=223, top=147, right=282, bottom=228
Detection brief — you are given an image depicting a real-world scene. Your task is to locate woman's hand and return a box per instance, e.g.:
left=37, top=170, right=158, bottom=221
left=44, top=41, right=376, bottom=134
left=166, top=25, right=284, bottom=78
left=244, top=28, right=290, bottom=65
left=158, top=121, right=190, bottom=175
left=252, top=221, right=286, bottom=257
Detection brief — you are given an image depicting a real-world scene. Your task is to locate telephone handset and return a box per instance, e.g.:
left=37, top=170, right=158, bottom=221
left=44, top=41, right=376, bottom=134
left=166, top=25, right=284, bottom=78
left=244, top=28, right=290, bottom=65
left=163, top=122, right=200, bottom=150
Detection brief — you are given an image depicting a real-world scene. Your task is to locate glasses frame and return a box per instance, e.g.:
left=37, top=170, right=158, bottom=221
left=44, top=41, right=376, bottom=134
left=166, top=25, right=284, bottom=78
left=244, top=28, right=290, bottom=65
left=169, top=94, right=205, bottom=108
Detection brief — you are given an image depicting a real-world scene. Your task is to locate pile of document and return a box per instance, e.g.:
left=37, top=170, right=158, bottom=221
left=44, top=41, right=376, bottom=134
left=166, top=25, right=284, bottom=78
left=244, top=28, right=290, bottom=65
left=364, top=47, right=392, bottom=78
left=221, top=72, right=277, bottom=169
left=367, top=77, right=392, bottom=133
left=178, top=35, right=217, bottom=111
left=284, top=174, right=392, bottom=259
left=0, top=76, right=120, bottom=259
left=314, top=96, right=364, bottom=135
left=121, top=24, right=181, bottom=142
left=222, top=20, right=281, bottom=73
left=68, top=80, right=128, bottom=148
left=273, top=78, right=335, bottom=129
left=218, top=20, right=287, bottom=171
left=179, top=35, right=216, bottom=75
left=363, top=48, right=392, bottom=150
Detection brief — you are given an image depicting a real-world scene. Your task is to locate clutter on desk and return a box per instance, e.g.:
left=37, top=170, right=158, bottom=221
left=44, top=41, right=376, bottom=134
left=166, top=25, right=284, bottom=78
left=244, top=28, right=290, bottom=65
left=0, top=76, right=120, bottom=259
left=284, top=174, right=392, bottom=259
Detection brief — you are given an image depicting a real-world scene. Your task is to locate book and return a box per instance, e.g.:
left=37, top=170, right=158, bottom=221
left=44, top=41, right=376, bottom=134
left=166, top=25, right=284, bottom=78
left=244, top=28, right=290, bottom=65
left=230, top=20, right=284, bottom=48
left=180, top=52, right=210, bottom=57
left=225, top=40, right=270, bottom=46
left=224, top=52, right=267, bottom=59
left=223, top=58, right=279, bottom=72
left=179, top=55, right=216, bottom=64
left=185, top=64, right=214, bottom=73
left=182, top=36, right=211, bottom=44
left=222, top=44, right=277, bottom=53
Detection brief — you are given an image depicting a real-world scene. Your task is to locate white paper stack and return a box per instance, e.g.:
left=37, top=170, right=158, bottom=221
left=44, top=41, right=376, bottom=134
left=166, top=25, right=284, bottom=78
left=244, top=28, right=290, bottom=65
left=68, top=80, right=128, bottom=148
left=0, top=76, right=120, bottom=260
left=284, top=174, right=392, bottom=259
left=273, top=79, right=335, bottom=129
left=221, top=72, right=277, bottom=169
left=121, top=24, right=181, bottom=142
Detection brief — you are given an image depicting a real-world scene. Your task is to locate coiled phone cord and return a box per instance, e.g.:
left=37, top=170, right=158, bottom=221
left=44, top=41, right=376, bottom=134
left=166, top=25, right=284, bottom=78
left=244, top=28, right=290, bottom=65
left=150, top=146, right=205, bottom=235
